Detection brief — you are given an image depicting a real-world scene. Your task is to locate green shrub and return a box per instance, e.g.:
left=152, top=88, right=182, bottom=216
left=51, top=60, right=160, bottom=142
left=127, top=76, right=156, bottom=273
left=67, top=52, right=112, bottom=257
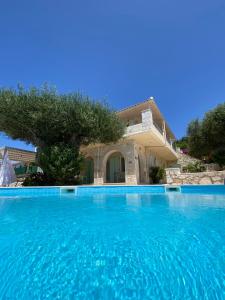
left=37, top=145, right=84, bottom=185
left=183, top=162, right=206, bottom=173
left=23, top=173, right=55, bottom=186
left=175, top=137, right=188, bottom=150
left=149, top=166, right=165, bottom=184
left=23, top=172, right=82, bottom=186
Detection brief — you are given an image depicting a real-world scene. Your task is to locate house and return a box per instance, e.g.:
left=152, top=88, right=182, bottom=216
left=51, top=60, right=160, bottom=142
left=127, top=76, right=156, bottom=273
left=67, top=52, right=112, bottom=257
left=81, top=97, right=178, bottom=185
left=0, top=146, right=37, bottom=175
left=0, top=146, right=36, bottom=163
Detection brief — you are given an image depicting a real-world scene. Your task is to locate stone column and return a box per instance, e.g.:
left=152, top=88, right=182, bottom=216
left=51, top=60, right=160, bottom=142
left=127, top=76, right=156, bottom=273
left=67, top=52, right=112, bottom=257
left=94, top=147, right=104, bottom=185
left=125, top=142, right=139, bottom=185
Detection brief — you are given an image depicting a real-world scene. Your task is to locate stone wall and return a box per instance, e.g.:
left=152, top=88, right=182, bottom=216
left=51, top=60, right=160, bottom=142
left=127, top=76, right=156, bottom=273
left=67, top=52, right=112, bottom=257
left=166, top=168, right=225, bottom=185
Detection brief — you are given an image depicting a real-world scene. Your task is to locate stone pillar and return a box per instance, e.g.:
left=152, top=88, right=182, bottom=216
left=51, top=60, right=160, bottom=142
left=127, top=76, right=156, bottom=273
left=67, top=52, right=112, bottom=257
left=94, top=177, right=104, bottom=185
left=125, top=143, right=138, bottom=185
left=141, top=109, right=153, bottom=130
left=93, top=147, right=104, bottom=185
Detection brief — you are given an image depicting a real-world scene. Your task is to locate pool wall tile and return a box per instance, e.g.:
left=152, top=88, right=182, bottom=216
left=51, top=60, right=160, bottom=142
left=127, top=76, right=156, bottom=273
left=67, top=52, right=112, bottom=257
left=181, top=185, right=225, bottom=194
left=76, top=186, right=165, bottom=195
left=0, top=187, right=60, bottom=197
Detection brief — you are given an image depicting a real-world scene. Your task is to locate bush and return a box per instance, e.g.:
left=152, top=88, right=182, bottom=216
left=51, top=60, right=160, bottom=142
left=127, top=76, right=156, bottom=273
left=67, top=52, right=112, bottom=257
left=175, top=137, right=188, bottom=150
left=37, top=145, right=84, bottom=185
left=183, top=162, right=206, bottom=173
left=23, top=173, right=55, bottom=186
left=149, top=166, right=165, bottom=184
left=23, top=172, right=82, bottom=186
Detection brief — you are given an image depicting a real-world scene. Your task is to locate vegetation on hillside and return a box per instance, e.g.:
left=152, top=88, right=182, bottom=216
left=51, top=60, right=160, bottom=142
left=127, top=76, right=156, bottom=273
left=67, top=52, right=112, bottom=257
left=183, top=162, right=206, bottom=173
left=177, top=103, right=225, bottom=167
left=174, top=136, right=188, bottom=150
left=0, top=85, right=125, bottom=185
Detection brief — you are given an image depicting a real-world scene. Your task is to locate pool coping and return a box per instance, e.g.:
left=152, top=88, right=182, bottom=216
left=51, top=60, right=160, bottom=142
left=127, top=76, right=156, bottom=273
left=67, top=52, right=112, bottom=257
left=0, top=185, right=224, bottom=197
left=0, top=184, right=224, bottom=189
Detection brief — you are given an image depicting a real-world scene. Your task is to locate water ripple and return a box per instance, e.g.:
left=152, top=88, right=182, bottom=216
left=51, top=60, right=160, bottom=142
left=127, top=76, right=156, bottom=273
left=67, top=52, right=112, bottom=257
left=0, top=193, right=225, bottom=299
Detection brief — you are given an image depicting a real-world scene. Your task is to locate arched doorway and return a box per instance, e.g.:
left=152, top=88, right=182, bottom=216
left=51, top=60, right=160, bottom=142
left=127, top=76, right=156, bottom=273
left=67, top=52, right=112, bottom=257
left=106, top=152, right=125, bottom=183
left=83, top=157, right=94, bottom=184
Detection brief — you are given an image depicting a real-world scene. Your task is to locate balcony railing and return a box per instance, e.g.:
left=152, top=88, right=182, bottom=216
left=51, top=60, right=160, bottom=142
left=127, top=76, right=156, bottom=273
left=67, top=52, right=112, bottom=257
left=125, top=123, right=143, bottom=135
left=124, top=119, right=176, bottom=153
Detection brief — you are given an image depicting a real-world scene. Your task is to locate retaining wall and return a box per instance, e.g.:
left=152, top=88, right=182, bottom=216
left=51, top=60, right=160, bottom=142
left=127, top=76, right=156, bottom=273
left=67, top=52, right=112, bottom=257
left=165, top=168, right=225, bottom=185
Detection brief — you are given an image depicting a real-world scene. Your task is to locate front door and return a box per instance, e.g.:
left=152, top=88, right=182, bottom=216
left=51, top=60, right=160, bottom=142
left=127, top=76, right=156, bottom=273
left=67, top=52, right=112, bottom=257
left=106, top=153, right=125, bottom=183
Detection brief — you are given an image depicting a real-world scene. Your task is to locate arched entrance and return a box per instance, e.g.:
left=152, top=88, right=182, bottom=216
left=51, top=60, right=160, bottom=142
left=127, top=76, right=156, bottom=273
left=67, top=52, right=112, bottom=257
left=106, top=152, right=125, bottom=183
left=83, top=157, right=94, bottom=184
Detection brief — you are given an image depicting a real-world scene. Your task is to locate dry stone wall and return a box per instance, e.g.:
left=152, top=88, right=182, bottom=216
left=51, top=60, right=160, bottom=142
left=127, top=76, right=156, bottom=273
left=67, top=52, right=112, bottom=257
left=166, top=168, right=225, bottom=185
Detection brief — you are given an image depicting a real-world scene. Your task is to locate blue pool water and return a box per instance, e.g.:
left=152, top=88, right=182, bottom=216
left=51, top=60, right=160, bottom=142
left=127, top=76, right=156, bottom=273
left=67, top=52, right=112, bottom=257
left=0, top=186, right=225, bottom=299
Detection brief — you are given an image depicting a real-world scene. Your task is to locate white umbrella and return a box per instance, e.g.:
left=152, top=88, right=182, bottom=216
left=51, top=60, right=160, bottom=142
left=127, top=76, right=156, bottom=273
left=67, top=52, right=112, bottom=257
left=0, top=150, right=17, bottom=187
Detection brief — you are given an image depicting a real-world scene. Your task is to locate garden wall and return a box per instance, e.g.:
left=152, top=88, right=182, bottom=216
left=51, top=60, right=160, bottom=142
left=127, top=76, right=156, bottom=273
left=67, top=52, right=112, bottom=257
left=165, top=168, right=225, bottom=185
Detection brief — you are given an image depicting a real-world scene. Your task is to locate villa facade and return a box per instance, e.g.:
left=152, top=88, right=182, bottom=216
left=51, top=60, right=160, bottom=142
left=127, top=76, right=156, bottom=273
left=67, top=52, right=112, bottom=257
left=81, top=98, right=178, bottom=185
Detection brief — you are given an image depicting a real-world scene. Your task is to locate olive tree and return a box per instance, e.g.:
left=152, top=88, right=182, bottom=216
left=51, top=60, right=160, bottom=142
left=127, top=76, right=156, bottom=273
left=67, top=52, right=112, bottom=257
left=0, top=85, right=125, bottom=184
left=187, top=103, right=225, bottom=166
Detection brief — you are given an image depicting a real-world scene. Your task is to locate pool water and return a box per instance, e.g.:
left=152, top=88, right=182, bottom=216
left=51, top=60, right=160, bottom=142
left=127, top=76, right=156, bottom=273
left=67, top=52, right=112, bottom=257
left=0, top=187, right=225, bottom=299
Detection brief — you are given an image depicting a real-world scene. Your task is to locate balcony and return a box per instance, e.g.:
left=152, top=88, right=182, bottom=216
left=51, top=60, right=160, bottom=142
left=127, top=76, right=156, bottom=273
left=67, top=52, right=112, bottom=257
left=125, top=123, right=143, bottom=135
left=123, top=109, right=177, bottom=159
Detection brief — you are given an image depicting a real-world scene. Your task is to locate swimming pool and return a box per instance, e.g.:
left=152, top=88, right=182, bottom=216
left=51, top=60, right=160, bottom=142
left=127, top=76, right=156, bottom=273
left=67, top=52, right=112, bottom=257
left=0, top=185, right=225, bottom=299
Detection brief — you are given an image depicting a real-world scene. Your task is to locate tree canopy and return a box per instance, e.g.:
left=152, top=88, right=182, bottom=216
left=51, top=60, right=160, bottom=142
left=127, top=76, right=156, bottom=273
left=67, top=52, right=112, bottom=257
left=174, top=136, right=189, bottom=150
left=0, top=86, right=124, bottom=148
left=187, top=103, right=225, bottom=166
left=0, top=86, right=125, bottom=184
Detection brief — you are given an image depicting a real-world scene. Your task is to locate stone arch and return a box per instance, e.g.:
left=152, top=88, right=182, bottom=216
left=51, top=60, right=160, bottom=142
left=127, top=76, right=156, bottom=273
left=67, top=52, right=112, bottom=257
left=103, top=150, right=126, bottom=183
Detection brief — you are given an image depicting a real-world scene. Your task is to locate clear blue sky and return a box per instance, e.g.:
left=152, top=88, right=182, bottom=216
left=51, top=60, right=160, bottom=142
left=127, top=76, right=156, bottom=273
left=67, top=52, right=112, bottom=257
left=1, top=0, right=225, bottom=151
